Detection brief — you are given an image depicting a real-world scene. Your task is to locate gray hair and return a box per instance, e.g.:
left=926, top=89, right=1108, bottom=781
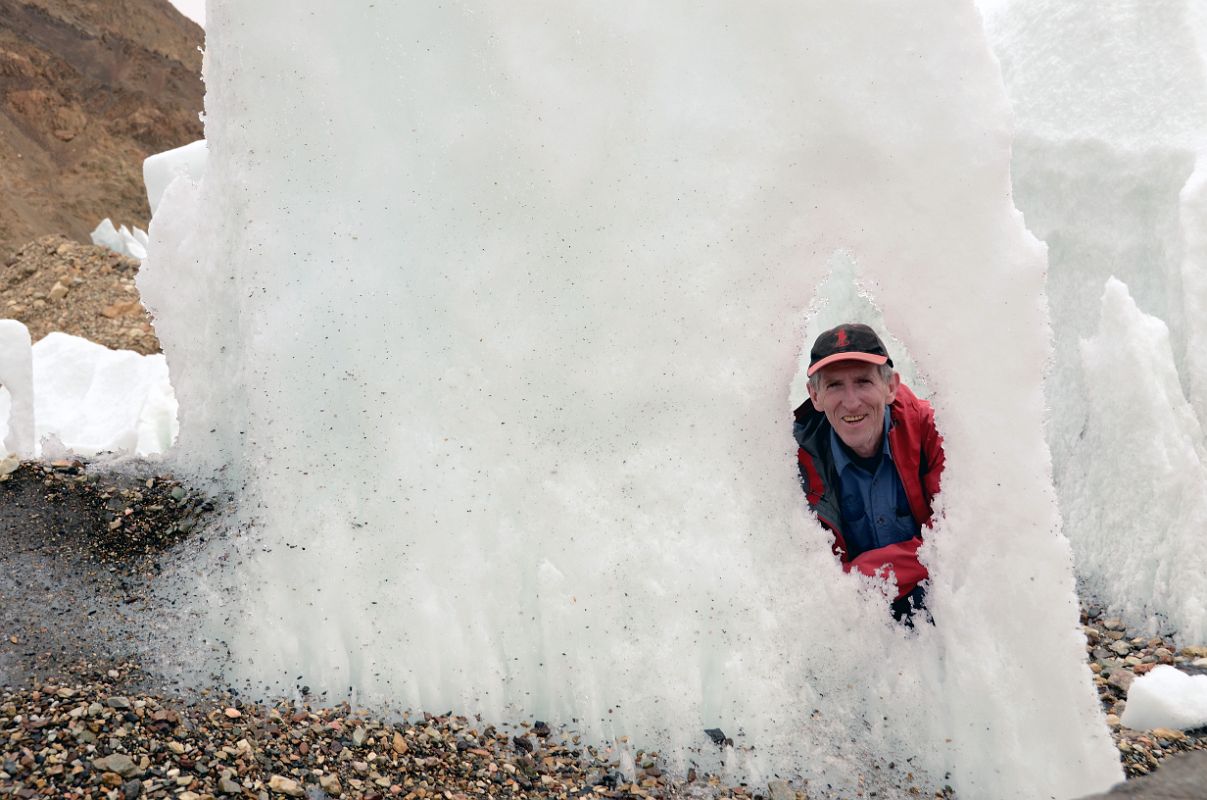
left=808, top=362, right=895, bottom=392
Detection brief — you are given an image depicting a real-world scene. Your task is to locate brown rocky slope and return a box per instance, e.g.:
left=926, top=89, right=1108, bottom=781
left=0, top=0, right=203, bottom=254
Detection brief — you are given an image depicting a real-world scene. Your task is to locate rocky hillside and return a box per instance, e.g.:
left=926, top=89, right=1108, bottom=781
left=0, top=0, right=203, bottom=254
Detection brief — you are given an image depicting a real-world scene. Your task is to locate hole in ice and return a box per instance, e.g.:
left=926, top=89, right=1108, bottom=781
left=790, top=253, right=942, bottom=623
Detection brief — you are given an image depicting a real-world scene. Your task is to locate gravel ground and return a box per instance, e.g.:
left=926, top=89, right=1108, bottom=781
left=0, top=459, right=210, bottom=690
left=2, top=457, right=1205, bottom=799
left=1, top=235, right=160, bottom=355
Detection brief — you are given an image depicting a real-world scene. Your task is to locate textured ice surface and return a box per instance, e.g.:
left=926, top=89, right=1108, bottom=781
left=144, top=140, right=208, bottom=216
left=1067, top=279, right=1207, bottom=639
left=0, top=320, right=35, bottom=457
left=1181, top=155, right=1207, bottom=435
left=140, top=2, right=1120, bottom=797
left=985, top=0, right=1207, bottom=638
left=29, top=333, right=177, bottom=457
left=1120, top=666, right=1207, bottom=731
left=91, top=218, right=148, bottom=261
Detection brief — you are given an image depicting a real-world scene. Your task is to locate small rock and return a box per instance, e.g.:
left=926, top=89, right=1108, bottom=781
left=1109, top=640, right=1131, bottom=656
left=319, top=773, right=342, bottom=795
left=267, top=774, right=304, bottom=796
left=224, top=707, right=242, bottom=718
left=1180, top=645, right=1207, bottom=658
left=1151, top=727, right=1187, bottom=741
left=93, top=754, right=139, bottom=778
left=219, top=774, right=242, bottom=794
left=1105, top=714, right=1120, bottom=727
left=106, top=696, right=132, bottom=710
left=391, top=731, right=408, bottom=754
left=121, top=778, right=142, bottom=800
left=1107, top=670, right=1134, bottom=693
left=48, top=281, right=68, bottom=300
left=768, top=779, right=794, bottom=800
left=352, top=725, right=367, bottom=746
left=1103, top=618, right=1126, bottom=631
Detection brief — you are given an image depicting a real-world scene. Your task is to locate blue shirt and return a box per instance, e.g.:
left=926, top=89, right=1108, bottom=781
left=829, top=410, right=920, bottom=559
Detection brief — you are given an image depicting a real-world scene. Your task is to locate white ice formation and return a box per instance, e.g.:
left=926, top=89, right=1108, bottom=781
left=91, top=218, right=149, bottom=261
left=0, top=319, right=35, bottom=457
left=1068, top=280, right=1207, bottom=640
left=144, top=139, right=208, bottom=216
left=0, top=323, right=176, bottom=458
left=1120, top=665, right=1207, bottom=731
left=138, top=2, right=1121, bottom=798
left=984, top=0, right=1207, bottom=641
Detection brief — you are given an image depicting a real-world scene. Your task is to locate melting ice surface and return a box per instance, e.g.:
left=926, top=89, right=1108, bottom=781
left=139, top=2, right=1121, bottom=797
left=0, top=322, right=176, bottom=458
left=985, top=0, right=1207, bottom=642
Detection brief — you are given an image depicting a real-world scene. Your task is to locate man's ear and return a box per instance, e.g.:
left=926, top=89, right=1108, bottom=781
left=807, top=375, right=820, bottom=406
left=885, top=371, right=900, bottom=403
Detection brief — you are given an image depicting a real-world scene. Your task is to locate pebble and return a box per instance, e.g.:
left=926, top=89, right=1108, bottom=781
left=268, top=774, right=304, bottom=796
left=1107, top=670, right=1135, bottom=693
left=92, top=752, right=139, bottom=777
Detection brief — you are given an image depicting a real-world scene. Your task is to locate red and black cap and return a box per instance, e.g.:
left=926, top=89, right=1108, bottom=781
left=807, top=323, right=893, bottom=377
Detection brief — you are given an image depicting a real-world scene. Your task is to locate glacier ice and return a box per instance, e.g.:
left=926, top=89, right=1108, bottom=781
left=144, top=139, right=208, bottom=216
left=1067, top=279, right=1207, bottom=640
left=139, top=1, right=1121, bottom=797
left=984, top=0, right=1207, bottom=642
left=0, top=325, right=177, bottom=458
left=0, top=320, right=35, bottom=457
left=91, top=218, right=149, bottom=261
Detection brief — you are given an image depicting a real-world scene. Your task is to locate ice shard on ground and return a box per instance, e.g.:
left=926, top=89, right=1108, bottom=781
left=140, top=2, right=1121, bottom=796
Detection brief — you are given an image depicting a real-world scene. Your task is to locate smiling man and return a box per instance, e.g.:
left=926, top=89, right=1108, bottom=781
left=793, top=323, right=944, bottom=623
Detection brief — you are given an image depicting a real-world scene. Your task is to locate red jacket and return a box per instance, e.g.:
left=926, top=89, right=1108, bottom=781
left=793, top=384, right=944, bottom=599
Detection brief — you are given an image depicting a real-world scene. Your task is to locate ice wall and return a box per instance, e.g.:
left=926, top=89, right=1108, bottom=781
left=985, top=0, right=1207, bottom=639
left=0, top=320, right=34, bottom=457
left=140, top=2, right=1120, bottom=797
left=1069, top=279, right=1207, bottom=636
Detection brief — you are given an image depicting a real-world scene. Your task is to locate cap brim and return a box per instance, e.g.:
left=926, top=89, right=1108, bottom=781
left=807, top=351, right=889, bottom=377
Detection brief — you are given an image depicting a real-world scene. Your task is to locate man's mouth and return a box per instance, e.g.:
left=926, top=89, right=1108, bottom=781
left=841, top=414, right=868, bottom=424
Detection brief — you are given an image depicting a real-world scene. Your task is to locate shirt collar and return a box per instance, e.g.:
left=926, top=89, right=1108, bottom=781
left=829, top=408, right=893, bottom=473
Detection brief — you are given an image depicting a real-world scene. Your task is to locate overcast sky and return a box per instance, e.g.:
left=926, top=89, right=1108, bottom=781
left=170, top=0, right=205, bottom=27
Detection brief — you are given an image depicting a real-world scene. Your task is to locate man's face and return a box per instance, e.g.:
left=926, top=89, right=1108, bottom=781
left=807, top=361, right=900, bottom=459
